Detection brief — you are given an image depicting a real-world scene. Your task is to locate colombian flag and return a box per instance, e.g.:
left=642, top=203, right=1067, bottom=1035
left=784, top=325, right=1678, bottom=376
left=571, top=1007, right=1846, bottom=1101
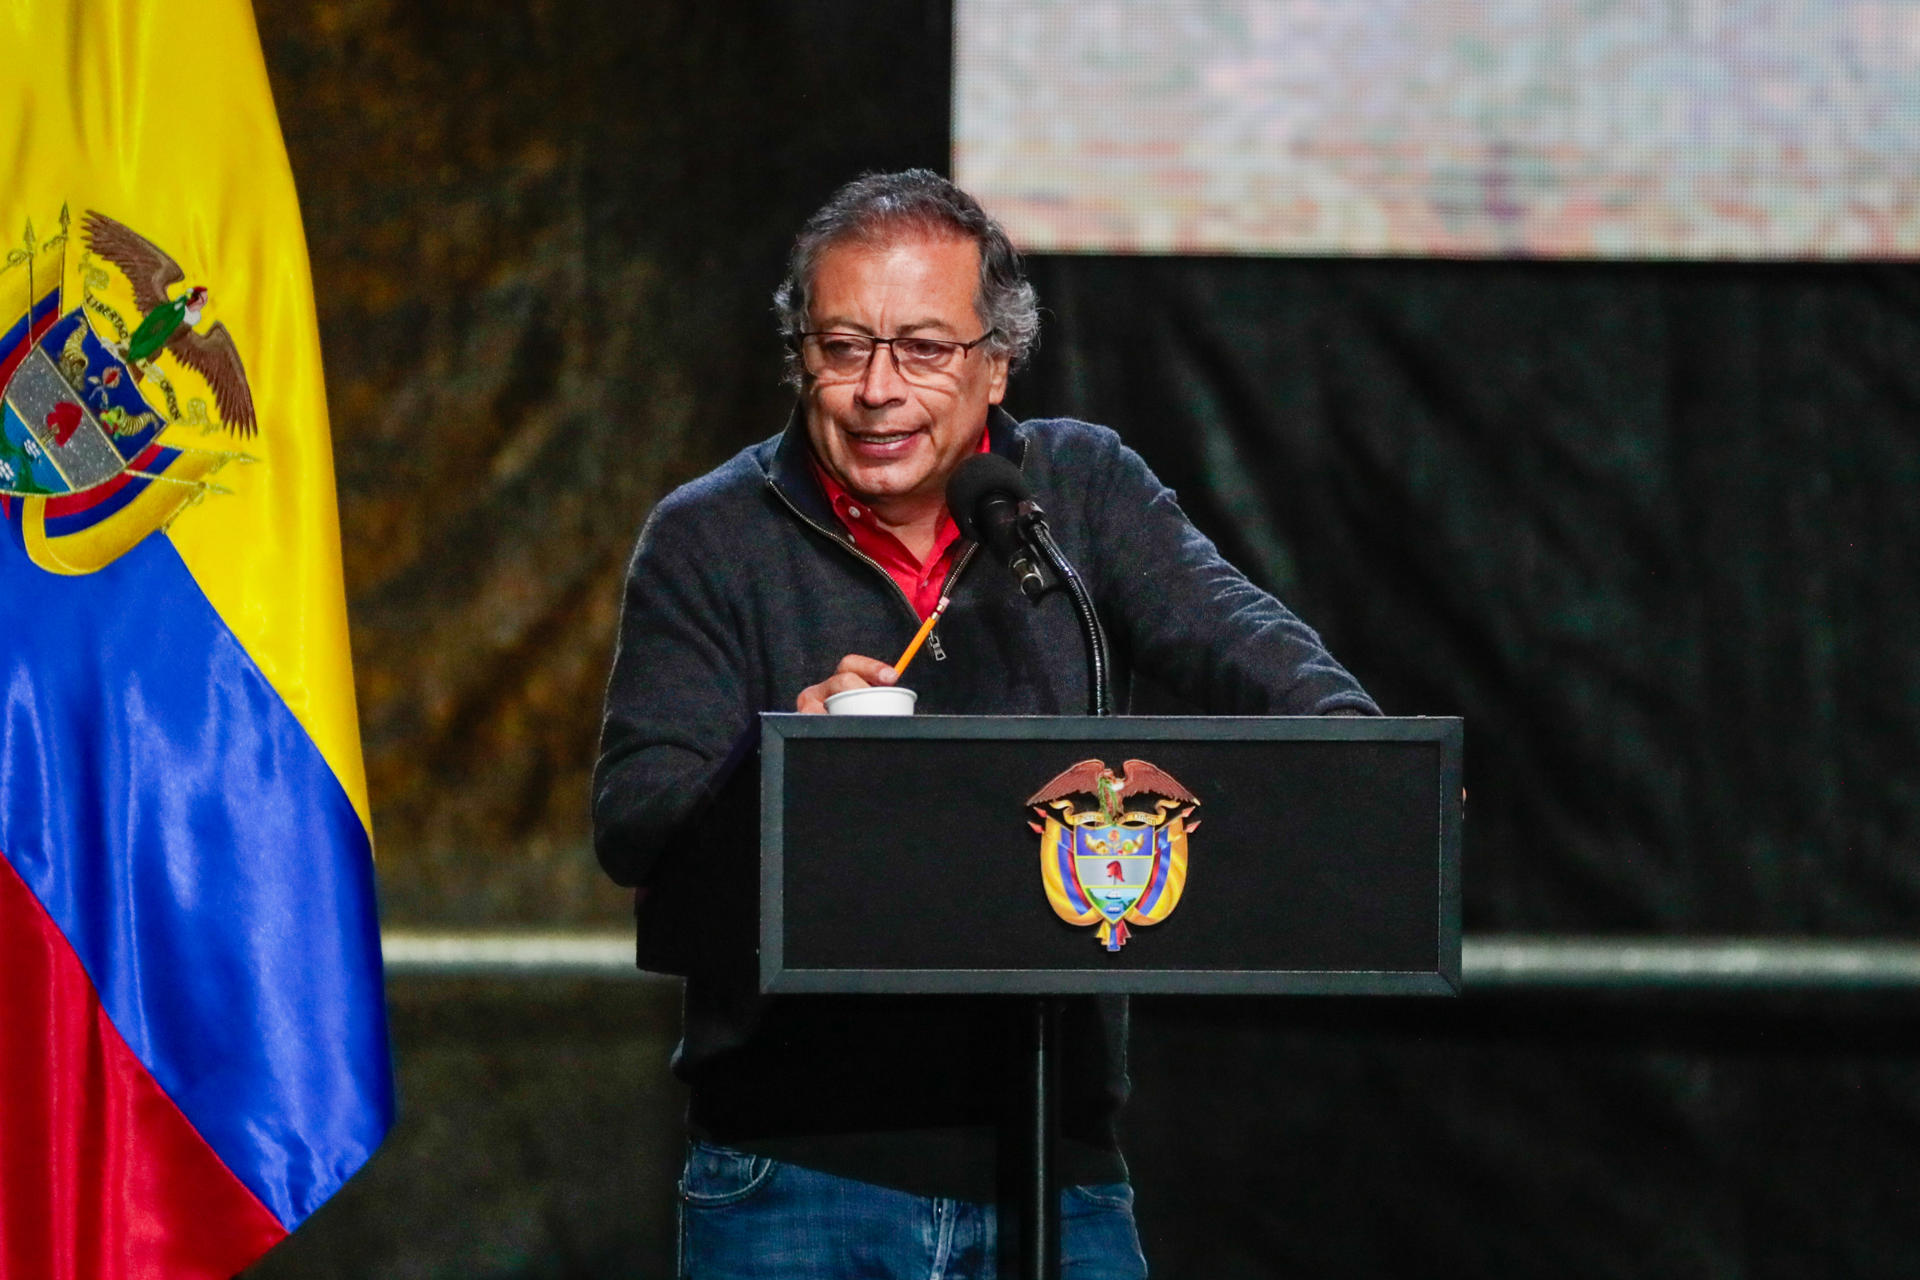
left=0, top=3, right=394, bottom=1276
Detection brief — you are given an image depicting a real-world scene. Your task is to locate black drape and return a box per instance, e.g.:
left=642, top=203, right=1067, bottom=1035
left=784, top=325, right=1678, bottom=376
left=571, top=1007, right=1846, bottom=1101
left=1016, top=256, right=1920, bottom=938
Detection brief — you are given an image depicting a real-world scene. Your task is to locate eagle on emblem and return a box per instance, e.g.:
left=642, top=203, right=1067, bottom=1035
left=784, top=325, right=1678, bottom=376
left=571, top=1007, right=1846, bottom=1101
left=1026, top=758, right=1199, bottom=825
left=81, top=211, right=258, bottom=436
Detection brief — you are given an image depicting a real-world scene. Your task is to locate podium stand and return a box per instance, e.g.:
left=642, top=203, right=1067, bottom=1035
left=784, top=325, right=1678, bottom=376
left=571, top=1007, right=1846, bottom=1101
left=759, top=714, right=1462, bottom=1277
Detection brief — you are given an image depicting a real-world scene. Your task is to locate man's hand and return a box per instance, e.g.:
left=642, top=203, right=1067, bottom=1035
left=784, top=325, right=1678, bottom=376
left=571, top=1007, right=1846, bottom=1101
left=796, top=654, right=900, bottom=714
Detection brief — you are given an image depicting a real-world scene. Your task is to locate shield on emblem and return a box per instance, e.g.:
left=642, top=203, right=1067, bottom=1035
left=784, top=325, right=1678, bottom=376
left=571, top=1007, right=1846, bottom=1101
left=1, top=299, right=246, bottom=574
left=1073, top=823, right=1156, bottom=923
left=3, top=344, right=126, bottom=493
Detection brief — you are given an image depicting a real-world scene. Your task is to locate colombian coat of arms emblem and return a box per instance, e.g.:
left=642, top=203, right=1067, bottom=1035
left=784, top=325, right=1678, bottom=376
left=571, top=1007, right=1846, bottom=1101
left=2, top=206, right=257, bottom=575
left=1029, top=758, right=1201, bottom=952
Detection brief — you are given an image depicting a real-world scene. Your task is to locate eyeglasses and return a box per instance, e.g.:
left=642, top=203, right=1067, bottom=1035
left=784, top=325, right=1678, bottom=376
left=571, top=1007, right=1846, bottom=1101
left=796, top=329, right=999, bottom=382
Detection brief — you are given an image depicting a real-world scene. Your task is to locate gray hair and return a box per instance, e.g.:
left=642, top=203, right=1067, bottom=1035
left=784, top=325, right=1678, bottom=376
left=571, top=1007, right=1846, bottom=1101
left=773, top=169, right=1040, bottom=388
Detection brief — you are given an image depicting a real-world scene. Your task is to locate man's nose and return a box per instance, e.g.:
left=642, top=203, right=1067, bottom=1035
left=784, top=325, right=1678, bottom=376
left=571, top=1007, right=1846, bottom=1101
left=855, top=343, right=906, bottom=406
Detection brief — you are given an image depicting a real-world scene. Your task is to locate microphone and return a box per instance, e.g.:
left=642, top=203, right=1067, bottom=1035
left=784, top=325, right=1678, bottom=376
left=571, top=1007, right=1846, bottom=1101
left=945, top=450, right=1112, bottom=714
left=946, top=454, right=1058, bottom=600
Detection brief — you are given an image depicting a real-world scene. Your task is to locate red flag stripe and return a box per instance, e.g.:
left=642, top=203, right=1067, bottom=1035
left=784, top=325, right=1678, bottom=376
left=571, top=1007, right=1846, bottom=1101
left=0, top=851, right=287, bottom=1279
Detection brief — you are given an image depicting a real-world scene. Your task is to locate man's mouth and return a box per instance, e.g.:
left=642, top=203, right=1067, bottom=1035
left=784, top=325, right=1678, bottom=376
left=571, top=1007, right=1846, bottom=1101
left=844, top=426, right=922, bottom=455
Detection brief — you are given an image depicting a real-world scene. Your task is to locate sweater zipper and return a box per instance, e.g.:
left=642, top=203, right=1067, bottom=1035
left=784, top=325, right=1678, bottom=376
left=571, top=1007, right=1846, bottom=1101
left=926, top=543, right=979, bottom=662
left=766, top=480, right=978, bottom=661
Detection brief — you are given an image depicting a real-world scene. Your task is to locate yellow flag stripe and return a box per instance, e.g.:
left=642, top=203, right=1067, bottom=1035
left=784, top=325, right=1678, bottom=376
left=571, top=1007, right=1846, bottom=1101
left=2, top=0, right=370, bottom=830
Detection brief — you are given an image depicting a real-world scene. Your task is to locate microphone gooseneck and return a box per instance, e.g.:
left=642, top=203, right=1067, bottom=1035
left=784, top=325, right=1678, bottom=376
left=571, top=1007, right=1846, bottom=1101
left=1029, top=523, right=1110, bottom=717
left=945, top=453, right=1111, bottom=716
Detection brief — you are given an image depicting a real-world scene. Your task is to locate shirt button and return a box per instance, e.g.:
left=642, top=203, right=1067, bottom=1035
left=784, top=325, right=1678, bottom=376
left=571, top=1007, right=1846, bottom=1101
left=847, top=506, right=861, bottom=519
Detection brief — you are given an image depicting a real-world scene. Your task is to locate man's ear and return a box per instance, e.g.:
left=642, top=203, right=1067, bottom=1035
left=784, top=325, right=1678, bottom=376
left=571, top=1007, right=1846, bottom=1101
left=986, top=351, right=1011, bottom=404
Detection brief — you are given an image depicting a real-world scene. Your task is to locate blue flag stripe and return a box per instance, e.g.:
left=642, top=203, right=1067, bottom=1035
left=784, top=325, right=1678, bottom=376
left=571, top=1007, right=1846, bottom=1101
left=0, top=516, right=392, bottom=1228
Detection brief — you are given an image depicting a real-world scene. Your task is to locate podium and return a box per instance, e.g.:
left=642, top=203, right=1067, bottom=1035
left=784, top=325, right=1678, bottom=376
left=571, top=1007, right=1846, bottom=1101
left=758, top=713, right=1463, bottom=1278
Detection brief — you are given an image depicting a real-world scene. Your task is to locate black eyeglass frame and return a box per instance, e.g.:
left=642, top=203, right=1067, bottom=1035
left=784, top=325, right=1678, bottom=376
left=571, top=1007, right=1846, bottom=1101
left=793, top=328, right=1001, bottom=378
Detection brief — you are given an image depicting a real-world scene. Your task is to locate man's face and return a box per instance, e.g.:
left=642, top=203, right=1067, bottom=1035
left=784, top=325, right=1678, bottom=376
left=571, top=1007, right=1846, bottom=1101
left=801, top=231, right=1010, bottom=514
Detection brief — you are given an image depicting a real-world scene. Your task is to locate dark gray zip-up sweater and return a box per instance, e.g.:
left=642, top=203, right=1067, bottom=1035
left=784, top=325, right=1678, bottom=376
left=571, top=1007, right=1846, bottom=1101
left=593, top=409, right=1378, bottom=1200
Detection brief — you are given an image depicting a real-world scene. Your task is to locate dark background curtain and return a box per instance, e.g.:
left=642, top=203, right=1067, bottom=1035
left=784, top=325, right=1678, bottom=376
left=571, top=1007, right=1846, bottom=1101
left=244, top=2, right=1920, bottom=1275
left=1016, top=256, right=1920, bottom=937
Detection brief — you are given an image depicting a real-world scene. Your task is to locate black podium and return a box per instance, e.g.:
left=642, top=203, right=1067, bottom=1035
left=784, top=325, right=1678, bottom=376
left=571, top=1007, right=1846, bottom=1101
left=759, top=714, right=1462, bottom=1277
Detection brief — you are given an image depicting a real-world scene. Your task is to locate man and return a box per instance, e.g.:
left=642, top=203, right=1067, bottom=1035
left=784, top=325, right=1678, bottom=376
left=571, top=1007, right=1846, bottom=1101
left=593, top=170, right=1378, bottom=1278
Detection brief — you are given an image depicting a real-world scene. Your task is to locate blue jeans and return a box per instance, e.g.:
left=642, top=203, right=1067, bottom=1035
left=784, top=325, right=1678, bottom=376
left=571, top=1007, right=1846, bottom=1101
left=679, top=1142, right=1149, bottom=1279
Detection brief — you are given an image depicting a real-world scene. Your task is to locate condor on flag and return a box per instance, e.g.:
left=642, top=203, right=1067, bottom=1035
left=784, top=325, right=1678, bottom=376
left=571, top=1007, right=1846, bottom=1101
left=0, top=2, right=394, bottom=1276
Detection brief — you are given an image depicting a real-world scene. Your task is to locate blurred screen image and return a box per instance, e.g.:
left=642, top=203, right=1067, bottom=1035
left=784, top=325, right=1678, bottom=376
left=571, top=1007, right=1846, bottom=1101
left=954, top=0, right=1920, bottom=258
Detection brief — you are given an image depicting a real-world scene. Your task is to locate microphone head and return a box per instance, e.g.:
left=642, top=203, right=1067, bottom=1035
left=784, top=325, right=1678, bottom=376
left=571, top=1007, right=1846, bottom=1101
left=945, top=452, right=1032, bottom=544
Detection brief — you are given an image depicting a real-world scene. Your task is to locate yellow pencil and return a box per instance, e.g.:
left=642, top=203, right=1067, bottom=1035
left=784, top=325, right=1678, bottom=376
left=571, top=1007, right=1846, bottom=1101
left=892, top=595, right=951, bottom=678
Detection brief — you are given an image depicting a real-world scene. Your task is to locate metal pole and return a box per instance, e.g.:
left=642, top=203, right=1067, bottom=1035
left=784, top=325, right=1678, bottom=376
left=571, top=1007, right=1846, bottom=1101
left=1013, top=996, right=1062, bottom=1280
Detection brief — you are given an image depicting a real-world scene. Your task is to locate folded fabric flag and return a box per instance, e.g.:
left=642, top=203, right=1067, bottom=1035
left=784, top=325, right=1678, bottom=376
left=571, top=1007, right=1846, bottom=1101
left=0, top=3, right=395, bottom=1275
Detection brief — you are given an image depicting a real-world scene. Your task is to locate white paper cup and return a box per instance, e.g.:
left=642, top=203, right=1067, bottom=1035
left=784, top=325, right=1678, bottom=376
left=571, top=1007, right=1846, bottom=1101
left=824, top=686, right=918, bottom=716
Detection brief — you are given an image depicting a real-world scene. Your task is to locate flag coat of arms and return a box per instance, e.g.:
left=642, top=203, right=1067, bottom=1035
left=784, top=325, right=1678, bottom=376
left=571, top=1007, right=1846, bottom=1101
left=0, top=3, right=394, bottom=1276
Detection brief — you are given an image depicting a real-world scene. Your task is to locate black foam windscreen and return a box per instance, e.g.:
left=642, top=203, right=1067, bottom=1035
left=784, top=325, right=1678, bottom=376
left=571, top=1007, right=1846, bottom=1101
left=944, top=452, right=1031, bottom=545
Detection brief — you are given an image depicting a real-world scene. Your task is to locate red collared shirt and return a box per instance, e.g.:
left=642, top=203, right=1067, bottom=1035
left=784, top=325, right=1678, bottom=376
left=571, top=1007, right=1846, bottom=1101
left=808, top=434, right=989, bottom=620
